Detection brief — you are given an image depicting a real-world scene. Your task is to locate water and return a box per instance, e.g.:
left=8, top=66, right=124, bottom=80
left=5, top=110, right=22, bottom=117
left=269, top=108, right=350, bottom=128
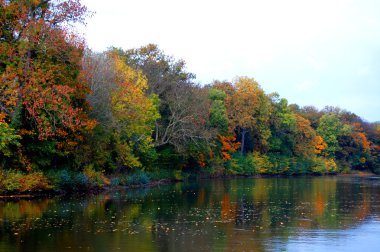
left=1, top=176, right=380, bottom=251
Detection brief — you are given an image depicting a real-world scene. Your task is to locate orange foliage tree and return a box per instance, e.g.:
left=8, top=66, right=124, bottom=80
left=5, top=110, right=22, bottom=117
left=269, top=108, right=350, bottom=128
left=293, top=114, right=326, bottom=158
left=225, top=77, right=271, bottom=154
left=0, top=0, right=94, bottom=169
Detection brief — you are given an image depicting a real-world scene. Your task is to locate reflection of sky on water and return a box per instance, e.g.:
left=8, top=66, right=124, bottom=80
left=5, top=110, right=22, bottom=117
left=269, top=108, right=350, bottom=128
left=282, top=219, right=380, bottom=252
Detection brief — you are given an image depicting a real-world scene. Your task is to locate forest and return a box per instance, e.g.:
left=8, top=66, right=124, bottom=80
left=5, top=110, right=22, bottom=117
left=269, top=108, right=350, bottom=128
left=1, top=0, right=380, bottom=194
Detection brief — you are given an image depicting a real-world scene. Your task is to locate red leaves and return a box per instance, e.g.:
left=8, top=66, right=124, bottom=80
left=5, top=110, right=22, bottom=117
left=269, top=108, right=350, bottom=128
left=0, top=0, right=93, bottom=150
left=219, top=135, right=240, bottom=161
left=22, top=83, right=93, bottom=140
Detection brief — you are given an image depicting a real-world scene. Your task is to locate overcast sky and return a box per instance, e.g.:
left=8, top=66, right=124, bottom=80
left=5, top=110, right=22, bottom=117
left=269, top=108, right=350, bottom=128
left=79, top=0, right=380, bottom=122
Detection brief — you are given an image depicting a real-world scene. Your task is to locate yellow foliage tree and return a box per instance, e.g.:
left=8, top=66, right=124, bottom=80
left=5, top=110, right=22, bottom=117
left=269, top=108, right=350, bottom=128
left=84, top=51, right=160, bottom=169
left=110, top=53, right=160, bottom=168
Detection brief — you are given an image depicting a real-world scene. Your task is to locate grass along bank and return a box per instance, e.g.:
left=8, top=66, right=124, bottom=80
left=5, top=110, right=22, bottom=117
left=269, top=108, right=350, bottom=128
left=2, top=152, right=375, bottom=197
left=0, top=167, right=182, bottom=197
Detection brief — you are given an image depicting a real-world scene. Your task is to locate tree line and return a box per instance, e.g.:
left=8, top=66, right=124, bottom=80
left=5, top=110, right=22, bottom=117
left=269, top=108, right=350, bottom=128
left=1, top=0, right=379, bottom=184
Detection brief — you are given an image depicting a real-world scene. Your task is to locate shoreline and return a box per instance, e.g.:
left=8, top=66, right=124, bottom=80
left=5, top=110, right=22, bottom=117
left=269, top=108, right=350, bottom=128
left=0, top=171, right=378, bottom=199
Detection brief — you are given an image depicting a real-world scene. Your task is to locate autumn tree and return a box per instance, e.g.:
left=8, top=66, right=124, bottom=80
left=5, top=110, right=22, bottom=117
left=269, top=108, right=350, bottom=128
left=296, top=105, right=323, bottom=129
left=122, top=44, right=211, bottom=155
left=82, top=51, right=159, bottom=169
left=226, top=77, right=271, bottom=154
left=207, top=87, right=240, bottom=162
left=0, top=0, right=94, bottom=169
left=293, top=114, right=320, bottom=158
left=269, top=94, right=325, bottom=158
left=335, top=121, right=372, bottom=169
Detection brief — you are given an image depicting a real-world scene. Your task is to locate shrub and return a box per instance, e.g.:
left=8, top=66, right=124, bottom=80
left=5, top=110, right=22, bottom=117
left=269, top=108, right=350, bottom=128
left=324, top=158, right=338, bottom=173
left=110, top=177, right=121, bottom=186
left=224, top=155, right=240, bottom=175
left=229, top=153, right=256, bottom=175
left=268, top=155, right=290, bottom=174
left=286, top=158, right=311, bottom=175
left=253, top=152, right=273, bottom=174
left=310, top=157, right=337, bottom=174
left=46, top=167, right=108, bottom=191
left=0, top=170, right=51, bottom=194
left=126, top=171, right=151, bottom=185
left=83, top=165, right=109, bottom=187
left=227, top=152, right=273, bottom=175
left=74, top=173, right=90, bottom=190
left=0, top=170, right=22, bottom=192
left=147, top=169, right=173, bottom=180
left=19, top=172, right=51, bottom=192
left=45, top=169, right=74, bottom=189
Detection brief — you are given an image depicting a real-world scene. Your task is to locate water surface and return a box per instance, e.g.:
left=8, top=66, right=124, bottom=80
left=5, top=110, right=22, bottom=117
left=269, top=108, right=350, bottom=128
left=1, top=176, right=380, bottom=251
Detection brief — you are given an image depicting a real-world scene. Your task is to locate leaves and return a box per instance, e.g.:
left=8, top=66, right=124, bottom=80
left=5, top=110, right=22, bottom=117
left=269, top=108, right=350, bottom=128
left=314, top=135, right=327, bottom=154
left=83, top=51, right=160, bottom=169
left=317, top=113, right=352, bottom=157
left=219, top=135, right=240, bottom=161
left=0, top=121, right=21, bottom=157
left=0, top=0, right=93, bottom=169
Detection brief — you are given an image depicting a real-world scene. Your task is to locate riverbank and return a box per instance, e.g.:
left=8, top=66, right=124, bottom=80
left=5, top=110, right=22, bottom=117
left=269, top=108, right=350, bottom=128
left=1, top=168, right=378, bottom=199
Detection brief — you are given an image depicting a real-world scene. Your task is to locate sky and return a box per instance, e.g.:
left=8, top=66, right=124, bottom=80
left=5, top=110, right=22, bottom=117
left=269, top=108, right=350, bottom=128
left=78, top=0, right=380, bottom=122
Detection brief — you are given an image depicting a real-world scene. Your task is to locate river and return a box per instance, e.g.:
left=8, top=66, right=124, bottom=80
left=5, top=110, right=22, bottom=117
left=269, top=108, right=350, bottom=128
left=1, top=176, right=380, bottom=251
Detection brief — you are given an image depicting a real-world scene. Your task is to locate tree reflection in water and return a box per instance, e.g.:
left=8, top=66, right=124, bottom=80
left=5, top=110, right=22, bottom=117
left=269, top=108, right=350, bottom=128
left=1, top=176, right=380, bottom=251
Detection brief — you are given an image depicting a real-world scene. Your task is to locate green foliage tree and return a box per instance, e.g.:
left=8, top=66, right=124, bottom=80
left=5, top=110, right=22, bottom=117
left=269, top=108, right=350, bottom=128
left=0, top=121, right=20, bottom=158
left=208, top=88, right=228, bottom=134
left=268, top=94, right=296, bottom=155
left=317, top=113, right=352, bottom=157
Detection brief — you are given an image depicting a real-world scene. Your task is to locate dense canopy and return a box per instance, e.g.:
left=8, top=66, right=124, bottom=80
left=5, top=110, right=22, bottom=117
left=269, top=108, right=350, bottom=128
left=1, top=1, right=379, bottom=194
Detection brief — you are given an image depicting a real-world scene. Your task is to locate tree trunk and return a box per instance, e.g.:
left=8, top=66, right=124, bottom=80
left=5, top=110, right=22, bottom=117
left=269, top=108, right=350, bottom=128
left=240, top=128, right=247, bottom=155
left=155, top=121, right=159, bottom=142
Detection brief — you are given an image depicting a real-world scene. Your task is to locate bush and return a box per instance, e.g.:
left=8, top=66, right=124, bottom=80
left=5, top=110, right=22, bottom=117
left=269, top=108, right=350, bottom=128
left=224, top=155, right=240, bottom=175
left=147, top=169, right=173, bottom=180
left=268, top=155, right=290, bottom=174
left=45, top=167, right=108, bottom=191
left=286, top=158, right=312, bottom=175
left=83, top=165, right=108, bottom=187
left=74, top=173, right=90, bottom=190
left=324, top=158, right=338, bottom=173
left=227, top=152, right=273, bottom=175
left=309, top=157, right=337, bottom=174
left=253, top=152, right=273, bottom=174
left=20, top=172, right=51, bottom=192
left=228, top=153, right=256, bottom=175
left=110, top=177, right=121, bottom=186
left=126, top=171, right=151, bottom=185
left=0, top=170, right=51, bottom=194
left=202, top=157, right=225, bottom=176
left=46, top=169, right=73, bottom=189
left=0, top=170, right=22, bottom=192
